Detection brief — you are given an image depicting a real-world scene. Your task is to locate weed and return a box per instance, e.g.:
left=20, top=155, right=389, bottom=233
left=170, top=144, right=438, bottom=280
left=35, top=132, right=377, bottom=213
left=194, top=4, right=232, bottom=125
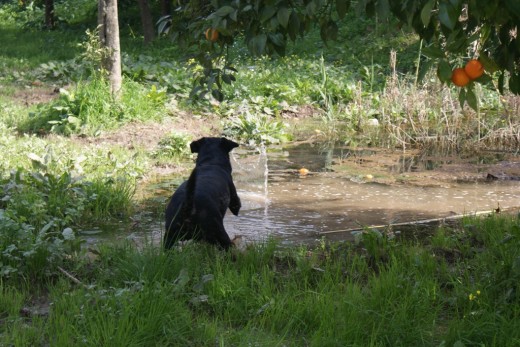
left=152, top=132, right=192, bottom=162
left=0, top=159, right=136, bottom=279
left=121, top=53, right=192, bottom=95
left=223, top=112, right=291, bottom=146
left=0, top=140, right=140, bottom=280
left=146, top=84, right=168, bottom=104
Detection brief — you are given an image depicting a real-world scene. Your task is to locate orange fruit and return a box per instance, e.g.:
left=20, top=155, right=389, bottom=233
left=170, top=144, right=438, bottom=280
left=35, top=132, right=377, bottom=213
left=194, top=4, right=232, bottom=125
left=205, top=28, right=219, bottom=42
left=464, top=59, right=484, bottom=80
left=451, top=68, right=470, bottom=87
left=298, top=168, right=309, bottom=176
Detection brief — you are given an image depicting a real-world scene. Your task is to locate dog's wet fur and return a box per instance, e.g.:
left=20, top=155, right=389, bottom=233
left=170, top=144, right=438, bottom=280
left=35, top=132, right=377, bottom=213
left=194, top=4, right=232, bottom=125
left=164, top=137, right=241, bottom=250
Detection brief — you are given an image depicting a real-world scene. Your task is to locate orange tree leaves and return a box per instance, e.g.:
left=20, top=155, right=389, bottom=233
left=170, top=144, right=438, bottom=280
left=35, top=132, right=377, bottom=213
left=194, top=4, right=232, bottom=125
left=159, top=0, right=520, bottom=103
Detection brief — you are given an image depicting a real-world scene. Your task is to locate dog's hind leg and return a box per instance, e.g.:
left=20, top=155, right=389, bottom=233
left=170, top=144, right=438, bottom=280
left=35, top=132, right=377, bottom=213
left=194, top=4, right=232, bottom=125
left=198, top=218, right=233, bottom=250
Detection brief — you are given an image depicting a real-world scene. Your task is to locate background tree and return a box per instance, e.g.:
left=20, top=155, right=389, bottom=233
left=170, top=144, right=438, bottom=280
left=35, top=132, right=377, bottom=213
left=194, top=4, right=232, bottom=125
left=137, top=0, right=155, bottom=44
left=98, top=0, right=122, bottom=97
left=160, top=0, right=171, bottom=17
left=44, top=0, right=55, bottom=29
left=21, top=0, right=55, bottom=29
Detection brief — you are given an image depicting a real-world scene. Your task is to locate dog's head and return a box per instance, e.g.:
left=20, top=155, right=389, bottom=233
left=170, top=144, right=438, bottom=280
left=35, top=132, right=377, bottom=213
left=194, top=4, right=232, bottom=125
left=190, top=137, right=239, bottom=169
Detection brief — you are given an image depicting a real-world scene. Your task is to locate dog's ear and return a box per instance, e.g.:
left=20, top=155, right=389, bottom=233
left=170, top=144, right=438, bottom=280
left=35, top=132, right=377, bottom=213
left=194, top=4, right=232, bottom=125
left=190, top=138, right=205, bottom=153
left=220, top=137, right=239, bottom=152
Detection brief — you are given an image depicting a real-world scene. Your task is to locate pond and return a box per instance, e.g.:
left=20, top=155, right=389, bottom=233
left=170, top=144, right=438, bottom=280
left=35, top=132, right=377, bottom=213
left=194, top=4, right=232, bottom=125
left=81, top=143, right=520, bottom=247
left=228, top=143, right=520, bottom=245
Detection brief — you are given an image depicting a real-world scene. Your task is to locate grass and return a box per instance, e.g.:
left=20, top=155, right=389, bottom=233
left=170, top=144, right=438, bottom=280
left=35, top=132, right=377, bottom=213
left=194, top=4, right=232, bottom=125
left=0, top=214, right=519, bottom=345
left=0, top=21, right=81, bottom=70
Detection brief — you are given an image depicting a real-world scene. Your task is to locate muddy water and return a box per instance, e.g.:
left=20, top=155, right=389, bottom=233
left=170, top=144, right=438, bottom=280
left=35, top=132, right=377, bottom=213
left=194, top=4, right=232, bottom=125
left=227, top=144, right=520, bottom=244
left=81, top=144, right=520, bottom=246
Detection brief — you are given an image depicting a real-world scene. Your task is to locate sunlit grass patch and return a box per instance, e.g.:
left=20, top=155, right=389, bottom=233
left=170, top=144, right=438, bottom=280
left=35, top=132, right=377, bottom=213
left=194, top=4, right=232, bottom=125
left=18, top=77, right=166, bottom=136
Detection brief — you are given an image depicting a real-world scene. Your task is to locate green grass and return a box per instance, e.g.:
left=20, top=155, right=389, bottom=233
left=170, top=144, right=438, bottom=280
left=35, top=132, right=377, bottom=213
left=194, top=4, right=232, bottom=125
left=0, top=23, right=81, bottom=70
left=1, top=214, right=519, bottom=346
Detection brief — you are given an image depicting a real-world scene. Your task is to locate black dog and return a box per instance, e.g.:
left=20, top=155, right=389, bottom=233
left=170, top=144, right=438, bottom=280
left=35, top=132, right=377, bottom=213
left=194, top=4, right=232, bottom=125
left=164, top=137, right=241, bottom=250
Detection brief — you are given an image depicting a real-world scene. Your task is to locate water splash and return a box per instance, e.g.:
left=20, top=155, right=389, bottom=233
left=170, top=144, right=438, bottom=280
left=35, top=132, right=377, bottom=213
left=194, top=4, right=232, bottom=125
left=259, top=142, right=269, bottom=216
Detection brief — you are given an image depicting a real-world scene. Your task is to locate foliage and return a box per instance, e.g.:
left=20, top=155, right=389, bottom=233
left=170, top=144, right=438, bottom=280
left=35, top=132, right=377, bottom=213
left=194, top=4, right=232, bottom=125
left=0, top=139, right=138, bottom=279
left=228, top=54, right=358, bottom=106
left=0, top=123, right=146, bottom=183
left=145, top=84, right=168, bottom=104
left=0, top=13, right=82, bottom=80
left=2, top=1, right=518, bottom=150
left=0, top=1, right=45, bottom=28
left=0, top=118, right=146, bottom=280
left=2, top=215, right=520, bottom=345
left=33, top=59, right=88, bottom=83
left=78, top=26, right=112, bottom=76
left=161, top=0, right=520, bottom=108
left=1, top=0, right=96, bottom=28
left=152, top=132, right=192, bottom=162
left=0, top=169, right=83, bottom=278
left=52, top=0, right=97, bottom=25
left=121, top=53, right=194, bottom=98
left=223, top=112, right=291, bottom=145
left=379, top=0, right=520, bottom=107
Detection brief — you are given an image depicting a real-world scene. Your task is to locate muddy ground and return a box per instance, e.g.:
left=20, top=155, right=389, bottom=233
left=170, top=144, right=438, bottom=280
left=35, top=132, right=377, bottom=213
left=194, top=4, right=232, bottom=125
left=9, top=84, right=520, bottom=186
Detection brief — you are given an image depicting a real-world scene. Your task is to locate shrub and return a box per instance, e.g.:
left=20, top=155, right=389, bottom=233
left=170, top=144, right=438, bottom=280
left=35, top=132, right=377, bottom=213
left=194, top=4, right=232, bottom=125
left=0, top=162, right=135, bottom=279
left=152, top=132, right=192, bottom=162
left=223, top=112, right=291, bottom=146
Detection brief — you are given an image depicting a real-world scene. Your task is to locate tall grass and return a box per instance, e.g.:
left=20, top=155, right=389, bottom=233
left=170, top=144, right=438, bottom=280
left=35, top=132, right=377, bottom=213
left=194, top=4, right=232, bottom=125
left=18, top=76, right=166, bottom=136
left=1, top=214, right=519, bottom=345
left=354, top=52, right=518, bottom=152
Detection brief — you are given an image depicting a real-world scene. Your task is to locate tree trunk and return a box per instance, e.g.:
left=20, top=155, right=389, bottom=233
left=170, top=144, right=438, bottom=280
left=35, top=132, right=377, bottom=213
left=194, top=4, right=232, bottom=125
left=160, top=0, right=172, bottom=17
left=44, top=0, right=55, bottom=29
left=98, top=0, right=122, bottom=97
left=137, top=0, right=155, bottom=45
